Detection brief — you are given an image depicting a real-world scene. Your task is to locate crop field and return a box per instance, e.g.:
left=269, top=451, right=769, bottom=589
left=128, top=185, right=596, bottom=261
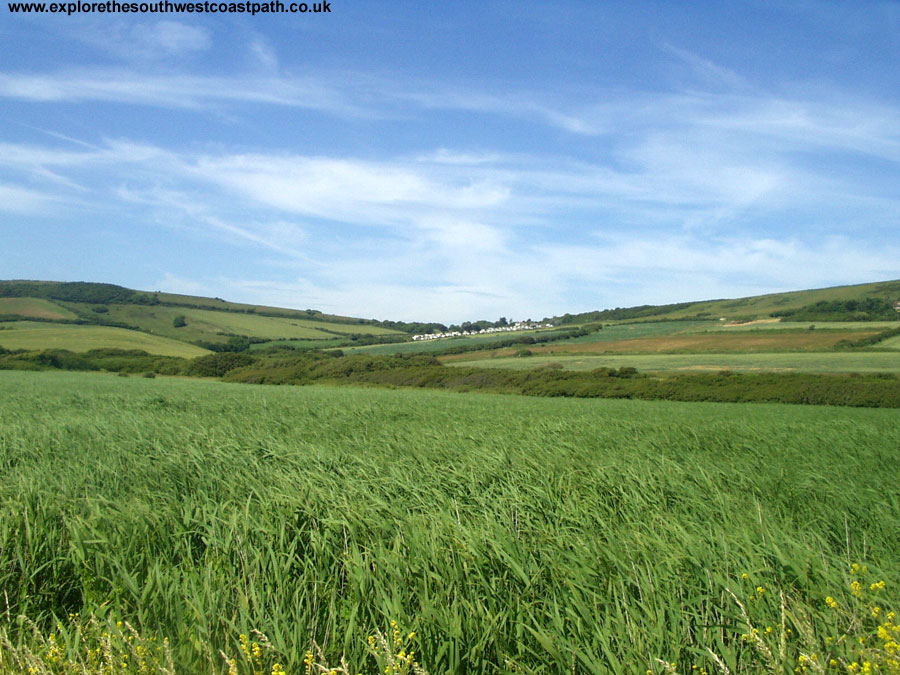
left=0, top=321, right=209, bottom=357
left=446, top=331, right=883, bottom=363
left=2, top=371, right=899, bottom=674
left=98, top=306, right=402, bottom=343
left=447, top=351, right=900, bottom=373
left=874, top=334, right=900, bottom=350
left=703, top=321, right=900, bottom=333
left=555, top=321, right=714, bottom=344
left=0, top=297, right=77, bottom=320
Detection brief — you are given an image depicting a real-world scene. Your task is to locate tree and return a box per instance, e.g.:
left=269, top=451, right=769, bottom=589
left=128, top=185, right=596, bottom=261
left=173, top=315, right=187, bottom=328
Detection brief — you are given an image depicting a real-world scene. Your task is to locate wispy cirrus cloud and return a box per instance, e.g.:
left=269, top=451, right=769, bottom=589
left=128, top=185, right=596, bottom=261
left=1, top=130, right=896, bottom=320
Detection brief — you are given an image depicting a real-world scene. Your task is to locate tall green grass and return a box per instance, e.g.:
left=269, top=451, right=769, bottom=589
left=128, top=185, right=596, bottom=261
left=1, top=371, right=898, bottom=673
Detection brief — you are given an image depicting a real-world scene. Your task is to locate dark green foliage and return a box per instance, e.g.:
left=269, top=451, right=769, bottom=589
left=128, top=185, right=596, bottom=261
left=193, top=335, right=255, bottom=352
left=772, top=297, right=900, bottom=322
left=0, top=349, right=99, bottom=371
left=0, top=281, right=143, bottom=304
left=91, top=305, right=109, bottom=314
left=224, top=352, right=900, bottom=407
left=172, top=315, right=187, bottom=328
left=551, top=302, right=698, bottom=324
left=834, top=326, right=900, bottom=349
left=0, top=348, right=187, bottom=375
left=422, top=327, right=589, bottom=358
left=187, top=352, right=257, bottom=377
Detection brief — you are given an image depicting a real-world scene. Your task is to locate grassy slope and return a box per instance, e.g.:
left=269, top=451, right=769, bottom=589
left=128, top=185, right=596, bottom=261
left=0, top=321, right=209, bottom=357
left=2, top=371, right=899, bottom=673
left=445, top=330, right=884, bottom=363
left=2, top=279, right=898, bottom=359
left=448, top=351, right=900, bottom=373
left=0, top=283, right=404, bottom=355
left=98, top=305, right=397, bottom=342
left=0, top=297, right=77, bottom=320
left=874, top=334, right=900, bottom=350
left=596, top=279, right=900, bottom=322
left=152, top=290, right=385, bottom=325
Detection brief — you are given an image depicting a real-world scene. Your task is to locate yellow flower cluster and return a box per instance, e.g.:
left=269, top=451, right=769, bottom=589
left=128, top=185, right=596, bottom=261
left=730, top=565, right=898, bottom=675
left=0, top=614, right=173, bottom=675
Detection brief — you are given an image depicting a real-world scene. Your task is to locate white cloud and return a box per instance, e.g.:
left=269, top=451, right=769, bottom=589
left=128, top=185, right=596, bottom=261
left=248, top=37, right=279, bottom=71
left=0, top=183, right=55, bottom=214
left=2, top=111, right=898, bottom=320
left=133, top=21, right=212, bottom=56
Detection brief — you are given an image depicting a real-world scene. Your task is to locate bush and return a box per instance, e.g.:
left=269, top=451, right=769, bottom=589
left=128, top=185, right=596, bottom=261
left=143, top=372, right=156, bottom=378
left=173, top=315, right=187, bottom=328
left=188, top=352, right=257, bottom=378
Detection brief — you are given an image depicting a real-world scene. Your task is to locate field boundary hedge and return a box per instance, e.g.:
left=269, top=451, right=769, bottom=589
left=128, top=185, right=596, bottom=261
left=3, top=348, right=899, bottom=407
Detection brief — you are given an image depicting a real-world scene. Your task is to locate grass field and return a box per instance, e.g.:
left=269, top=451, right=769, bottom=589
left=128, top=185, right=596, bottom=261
left=0, top=297, right=77, bottom=320
left=875, top=334, right=900, bottom=350
left=2, top=371, right=899, bottom=674
left=555, top=321, right=714, bottom=344
left=599, top=279, right=900, bottom=322
left=446, top=331, right=883, bottom=362
left=96, top=305, right=403, bottom=344
left=0, top=321, right=209, bottom=357
left=447, top=351, right=900, bottom=373
left=704, top=320, right=900, bottom=332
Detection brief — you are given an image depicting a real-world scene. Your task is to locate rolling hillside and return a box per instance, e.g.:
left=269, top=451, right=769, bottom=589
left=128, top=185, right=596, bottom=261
left=0, top=280, right=407, bottom=356
left=551, top=279, right=900, bottom=325
left=1, top=278, right=899, bottom=359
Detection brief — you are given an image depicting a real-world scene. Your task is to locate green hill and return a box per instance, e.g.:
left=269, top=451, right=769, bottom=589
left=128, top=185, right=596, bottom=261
left=0, top=280, right=407, bottom=356
left=2, top=278, right=899, bottom=358
left=552, top=279, right=900, bottom=325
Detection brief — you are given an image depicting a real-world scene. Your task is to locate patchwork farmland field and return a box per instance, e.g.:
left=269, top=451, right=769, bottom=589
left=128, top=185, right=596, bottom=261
left=444, top=329, right=886, bottom=361
left=2, top=371, right=899, bottom=674
left=447, top=351, right=900, bottom=373
left=99, top=305, right=404, bottom=343
left=0, top=321, right=209, bottom=357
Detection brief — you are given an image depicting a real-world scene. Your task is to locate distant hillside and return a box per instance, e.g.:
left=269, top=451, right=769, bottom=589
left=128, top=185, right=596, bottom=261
left=0, top=280, right=421, bottom=355
left=550, top=280, right=900, bottom=325
left=3, top=278, right=900, bottom=358
left=0, top=280, right=450, bottom=330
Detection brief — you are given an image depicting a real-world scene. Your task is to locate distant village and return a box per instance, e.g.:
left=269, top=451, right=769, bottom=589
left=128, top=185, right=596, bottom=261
left=412, top=321, right=554, bottom=341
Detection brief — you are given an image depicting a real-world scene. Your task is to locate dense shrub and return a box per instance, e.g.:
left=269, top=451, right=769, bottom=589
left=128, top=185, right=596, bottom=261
left=223, top=353, right=900, bottom=408
left=834, top=326, right=900, bottom=349
left=772, top=297, right=900, bottom=322
left=187, top=352, right=257, bottom=377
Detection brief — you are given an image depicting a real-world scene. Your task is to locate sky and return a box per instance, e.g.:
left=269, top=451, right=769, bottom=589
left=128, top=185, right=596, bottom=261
left=2, top=1, right=899, bottom=322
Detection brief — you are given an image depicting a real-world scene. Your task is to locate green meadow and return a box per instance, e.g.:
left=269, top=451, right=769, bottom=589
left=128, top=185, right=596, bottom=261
left=0, top=297, right=77, bottom=320
left=2, top=371, right=899, bottom=674
left=449, top=351, right=900, bottom=373
left=0, top=322, right=209, bottom=358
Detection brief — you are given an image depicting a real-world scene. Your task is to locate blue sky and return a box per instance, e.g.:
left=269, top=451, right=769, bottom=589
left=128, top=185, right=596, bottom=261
left=2, top=1, right=899, bottom=322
